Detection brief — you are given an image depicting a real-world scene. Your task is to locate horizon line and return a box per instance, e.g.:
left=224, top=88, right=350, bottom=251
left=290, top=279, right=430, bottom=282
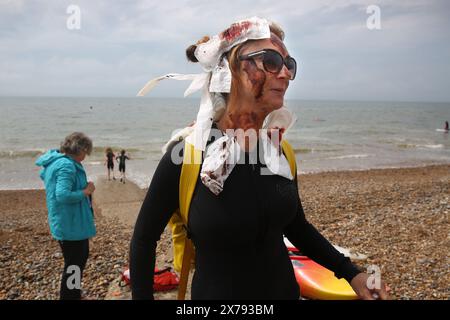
left=0, top=95, right=449, bottom=104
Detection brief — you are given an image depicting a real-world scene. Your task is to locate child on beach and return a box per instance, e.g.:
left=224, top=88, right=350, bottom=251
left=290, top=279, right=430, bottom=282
left=116, top=149, right=130, bottom=184
left=104, top=147, right=116, bottom=181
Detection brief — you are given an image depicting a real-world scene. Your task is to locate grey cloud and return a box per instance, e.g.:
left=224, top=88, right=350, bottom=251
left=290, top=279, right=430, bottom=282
left=0, top=0, right=449, bottom=101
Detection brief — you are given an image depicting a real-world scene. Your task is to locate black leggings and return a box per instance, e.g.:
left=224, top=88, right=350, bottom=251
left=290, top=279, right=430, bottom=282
left=58, top=239, right=89, bottom=300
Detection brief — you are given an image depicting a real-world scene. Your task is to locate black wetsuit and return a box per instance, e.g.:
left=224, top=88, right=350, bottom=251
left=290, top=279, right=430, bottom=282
left=130, top=124, right=361, bottom=300
left=106, top=152, right=115, bottom=170
left=117, top=154, right=129, bottom=172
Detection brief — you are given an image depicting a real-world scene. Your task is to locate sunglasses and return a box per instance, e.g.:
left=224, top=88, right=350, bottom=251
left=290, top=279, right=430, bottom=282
left=239, top=49, right=297, bottom=80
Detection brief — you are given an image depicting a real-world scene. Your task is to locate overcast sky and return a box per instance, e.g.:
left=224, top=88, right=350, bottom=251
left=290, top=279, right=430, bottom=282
left=1, top=0, right=449, bottom=101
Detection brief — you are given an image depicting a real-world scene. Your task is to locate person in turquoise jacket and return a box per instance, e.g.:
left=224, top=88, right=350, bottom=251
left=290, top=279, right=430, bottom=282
left=36, top=132, right=96, bottom=300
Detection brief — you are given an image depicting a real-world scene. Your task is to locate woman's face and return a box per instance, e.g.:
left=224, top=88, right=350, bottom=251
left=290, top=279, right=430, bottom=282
left=236, top=33, right=293, bottom=112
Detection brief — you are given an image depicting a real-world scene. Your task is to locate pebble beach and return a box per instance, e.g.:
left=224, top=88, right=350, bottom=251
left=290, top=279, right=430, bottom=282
left=0, top=165, right=448, bottom=300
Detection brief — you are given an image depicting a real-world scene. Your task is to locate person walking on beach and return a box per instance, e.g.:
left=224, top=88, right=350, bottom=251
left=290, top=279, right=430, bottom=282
left=104, top=147, right=116, bottom=181
left=445, top=121, right=449, bottom=132
left=130, top=17, right=389, bottom=300
left=116, top=149, right=130, bottom=184
left=35, top=132, right=96, bottom=300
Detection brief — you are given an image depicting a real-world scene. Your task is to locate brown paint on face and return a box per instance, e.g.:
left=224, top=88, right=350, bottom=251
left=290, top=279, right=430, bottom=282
left=242, top=60, right=266, bottom=100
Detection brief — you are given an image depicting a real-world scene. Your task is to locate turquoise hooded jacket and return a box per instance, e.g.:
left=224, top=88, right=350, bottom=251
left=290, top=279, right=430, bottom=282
left=35, top=149, right=96, bottom=241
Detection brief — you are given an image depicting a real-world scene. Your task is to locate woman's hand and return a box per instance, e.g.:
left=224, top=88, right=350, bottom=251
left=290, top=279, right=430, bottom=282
left=83, top=181, right=95, bottom=196
left=350, top=272, right=390, bottom=300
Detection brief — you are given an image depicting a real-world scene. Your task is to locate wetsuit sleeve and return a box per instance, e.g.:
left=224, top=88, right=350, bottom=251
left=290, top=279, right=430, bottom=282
left=283, top=175, right=361, bottom=284
left=129, top=142, right=183, bottom=300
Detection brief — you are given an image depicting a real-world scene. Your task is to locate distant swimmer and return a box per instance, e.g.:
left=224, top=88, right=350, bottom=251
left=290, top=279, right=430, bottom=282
left=436, top=121, right=449, bottom=133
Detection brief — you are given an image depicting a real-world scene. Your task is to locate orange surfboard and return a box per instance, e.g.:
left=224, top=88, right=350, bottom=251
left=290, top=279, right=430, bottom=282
left=284, top=238, right=358, bottom=300
left=290, top=255, right=358, bottom=300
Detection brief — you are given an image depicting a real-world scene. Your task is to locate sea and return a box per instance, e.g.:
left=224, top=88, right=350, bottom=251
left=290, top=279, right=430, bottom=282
left=0, top=97, right=449, bottom=190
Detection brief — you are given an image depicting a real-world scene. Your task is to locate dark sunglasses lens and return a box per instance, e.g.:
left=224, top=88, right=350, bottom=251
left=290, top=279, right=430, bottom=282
left=286, top=58, right=297, bottom=79
left=263, top=51, right=284, bottom=73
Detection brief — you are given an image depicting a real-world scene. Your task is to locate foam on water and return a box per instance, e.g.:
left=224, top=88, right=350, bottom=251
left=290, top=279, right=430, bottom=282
left=326, top=154, right=371, bottom=160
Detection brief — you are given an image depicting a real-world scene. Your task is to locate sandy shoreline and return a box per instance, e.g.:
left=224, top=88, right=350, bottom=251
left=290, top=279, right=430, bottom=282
left=0, top=164, right=449, bottom=300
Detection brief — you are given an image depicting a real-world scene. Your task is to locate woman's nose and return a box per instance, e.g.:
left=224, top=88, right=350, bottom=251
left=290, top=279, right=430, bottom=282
left=278, top=64, right=292, bottom=80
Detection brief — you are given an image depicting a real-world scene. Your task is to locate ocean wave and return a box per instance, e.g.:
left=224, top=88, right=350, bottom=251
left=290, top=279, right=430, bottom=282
left=397, top=143, right=416, bottom=149
left=127, top=174, right=151, bottom=189
left=91, top=146, right=142, bottom=154
left=398, top=144, right=444, bottom=149
left=293, top=147, right=313, bottom=154
left=0, top=146, right=151, bottom=159
left=326, top=154, right=371, bottom=160
left=417, top=144, right=444, bottom=149
left=86, top=161, right=103, bottom=165
left=0, top=149, right=45, bottom=159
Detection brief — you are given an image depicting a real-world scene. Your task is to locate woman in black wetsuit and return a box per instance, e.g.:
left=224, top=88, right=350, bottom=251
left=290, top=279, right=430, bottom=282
left=104, top=147, right=116, bottom=181
left=130, top=17, right=389, bottom=300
